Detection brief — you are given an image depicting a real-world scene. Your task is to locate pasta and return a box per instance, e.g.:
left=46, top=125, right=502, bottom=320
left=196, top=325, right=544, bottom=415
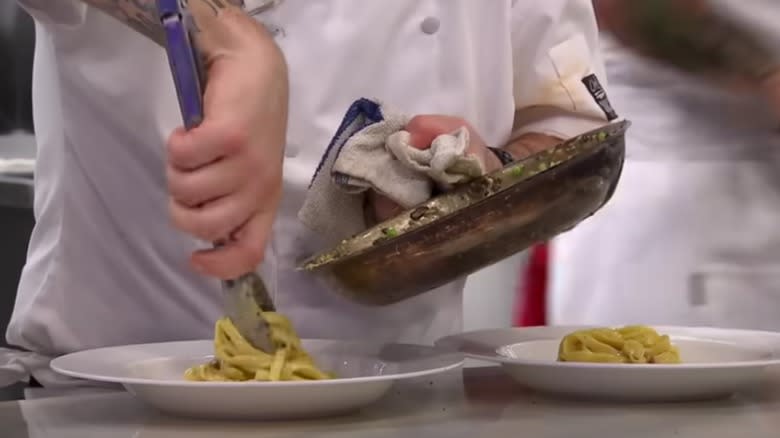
left=557, top=325, right=681, bottom=364
left=185, top=313, right=333, bottom=382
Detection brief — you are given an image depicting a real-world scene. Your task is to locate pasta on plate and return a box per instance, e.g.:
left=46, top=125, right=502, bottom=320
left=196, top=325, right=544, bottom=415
left=185, top=313, right=333, bottom=382
left=557, top=325, right=682, bottom=364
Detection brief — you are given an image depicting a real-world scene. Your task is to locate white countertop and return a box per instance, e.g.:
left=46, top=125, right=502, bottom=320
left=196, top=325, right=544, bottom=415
left=2, top=366, right=780, bottom=438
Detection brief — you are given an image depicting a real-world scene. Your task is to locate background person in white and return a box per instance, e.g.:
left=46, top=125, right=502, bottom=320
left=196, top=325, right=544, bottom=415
left=550, top=0, right=780, bottom=329
left=1, top=0, right=612, bottom=388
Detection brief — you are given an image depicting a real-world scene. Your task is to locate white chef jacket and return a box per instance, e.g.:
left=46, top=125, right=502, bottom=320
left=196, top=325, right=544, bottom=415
left=550, top=27, right=780, bottom=329
left=2, top=0, right=610, bottom=387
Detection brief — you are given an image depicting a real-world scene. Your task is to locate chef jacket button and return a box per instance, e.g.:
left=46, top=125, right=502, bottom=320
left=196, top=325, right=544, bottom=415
left=420, top=17, right=440, bottom=35
left=285, top=144, right=299, bottom=158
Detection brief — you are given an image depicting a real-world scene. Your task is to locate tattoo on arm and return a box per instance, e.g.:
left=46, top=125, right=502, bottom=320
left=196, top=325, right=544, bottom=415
left=602, top=0, right=778, bottom=81
left=78, top=0, right=241, bottom=46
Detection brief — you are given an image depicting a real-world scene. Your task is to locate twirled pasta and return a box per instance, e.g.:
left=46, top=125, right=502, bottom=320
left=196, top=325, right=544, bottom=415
left=185, top=313, right=333, bottom=382
left=558, top=326, right=681, bottom=364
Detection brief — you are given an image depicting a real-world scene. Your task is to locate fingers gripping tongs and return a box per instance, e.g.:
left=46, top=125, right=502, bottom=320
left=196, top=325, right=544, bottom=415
left=156, top=0, right=276, bottom=353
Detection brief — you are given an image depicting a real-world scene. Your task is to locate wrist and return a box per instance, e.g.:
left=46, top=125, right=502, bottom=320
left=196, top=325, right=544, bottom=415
left=487, top=147, right=514, bottom=168
left=502, top=132, right=564, bottom=162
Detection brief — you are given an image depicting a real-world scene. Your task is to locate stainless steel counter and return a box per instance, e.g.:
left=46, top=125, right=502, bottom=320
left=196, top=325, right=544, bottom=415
left=2, top=366, right=779, bottom=438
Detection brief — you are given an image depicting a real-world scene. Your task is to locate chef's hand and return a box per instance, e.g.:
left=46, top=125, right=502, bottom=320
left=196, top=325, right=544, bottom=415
left=165, top=1, right=289, bottom=279
left=368, top=115, right=501, bottom=221
left=369, top=115, right=560, bottom=222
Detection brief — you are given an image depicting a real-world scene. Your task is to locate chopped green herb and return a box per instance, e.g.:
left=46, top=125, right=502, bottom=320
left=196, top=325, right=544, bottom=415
left=597, top=131, right=608, bottom=142
left=382, top=227, right=399, bottom=238
left=511, top=166, right=525, bottom=177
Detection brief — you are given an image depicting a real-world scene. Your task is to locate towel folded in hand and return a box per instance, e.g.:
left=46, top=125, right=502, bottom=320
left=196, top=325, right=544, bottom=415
left=298, top=98, right=485, bottom=247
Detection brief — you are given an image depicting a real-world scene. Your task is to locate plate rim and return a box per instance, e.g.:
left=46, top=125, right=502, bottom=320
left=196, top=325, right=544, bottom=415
left=50, top=339, right=465, bottom=387
left=435, top=325, right=780, bottom=370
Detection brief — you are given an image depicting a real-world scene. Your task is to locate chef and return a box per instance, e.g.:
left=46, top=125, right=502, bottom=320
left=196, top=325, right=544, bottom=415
left=1, top=0, right=613, bottom=388
left=549, top=0, right=780, bottom=330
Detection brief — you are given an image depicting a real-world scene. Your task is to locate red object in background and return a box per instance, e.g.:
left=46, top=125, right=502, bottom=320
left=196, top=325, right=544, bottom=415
left=514, top=243, right=549, bottom=327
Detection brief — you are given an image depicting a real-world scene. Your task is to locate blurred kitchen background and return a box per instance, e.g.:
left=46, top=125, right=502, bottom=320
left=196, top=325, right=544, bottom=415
left=0, top=1, right=36, bottom=401
left=0, top=2, right=35, bottom=340
left=0, top=2, right=520, bottom=362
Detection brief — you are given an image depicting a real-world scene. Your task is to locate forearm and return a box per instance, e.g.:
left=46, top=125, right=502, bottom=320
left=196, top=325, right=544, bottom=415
left=764, top=71, right=780, bottom=119
left=79, top=0, right=242, bottom=46
left=594, top=0, right=779, bottom=83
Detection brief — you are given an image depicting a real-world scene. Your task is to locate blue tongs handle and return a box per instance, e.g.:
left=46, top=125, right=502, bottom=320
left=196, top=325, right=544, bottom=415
left=156, top=0, right=206, bottom=130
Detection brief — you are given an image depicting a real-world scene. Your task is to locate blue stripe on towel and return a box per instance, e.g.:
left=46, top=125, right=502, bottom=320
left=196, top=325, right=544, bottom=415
left=308, top=98, right=385, bottom=188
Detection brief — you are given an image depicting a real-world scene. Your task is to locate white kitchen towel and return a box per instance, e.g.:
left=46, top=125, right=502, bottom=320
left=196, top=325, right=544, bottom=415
left=298, top=98, right=485, bottom=247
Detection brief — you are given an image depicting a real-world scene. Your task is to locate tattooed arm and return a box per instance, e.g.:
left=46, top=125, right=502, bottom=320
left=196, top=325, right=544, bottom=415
left=594, top=0, right=779, bottom=85
left=79, top=0, right=243, bottom=46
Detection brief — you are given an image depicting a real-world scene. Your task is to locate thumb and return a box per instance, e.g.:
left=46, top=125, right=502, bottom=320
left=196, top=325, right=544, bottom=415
left=405, top=115, right=472, bottom=150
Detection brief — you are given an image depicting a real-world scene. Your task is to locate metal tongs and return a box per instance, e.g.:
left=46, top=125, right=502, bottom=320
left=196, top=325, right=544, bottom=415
left=156, top=0, right=275, bottom=353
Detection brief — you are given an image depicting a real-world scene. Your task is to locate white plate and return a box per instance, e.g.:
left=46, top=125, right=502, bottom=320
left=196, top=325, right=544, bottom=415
left=436, top=326, right=780, bottom=402
left=51, top=339, right=463, bottom=420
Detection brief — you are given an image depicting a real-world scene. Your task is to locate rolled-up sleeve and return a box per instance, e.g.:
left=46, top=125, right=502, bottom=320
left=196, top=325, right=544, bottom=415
left=16, top=0, right=86, bottom=26
left=510, top=0, right=619, bottom=140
